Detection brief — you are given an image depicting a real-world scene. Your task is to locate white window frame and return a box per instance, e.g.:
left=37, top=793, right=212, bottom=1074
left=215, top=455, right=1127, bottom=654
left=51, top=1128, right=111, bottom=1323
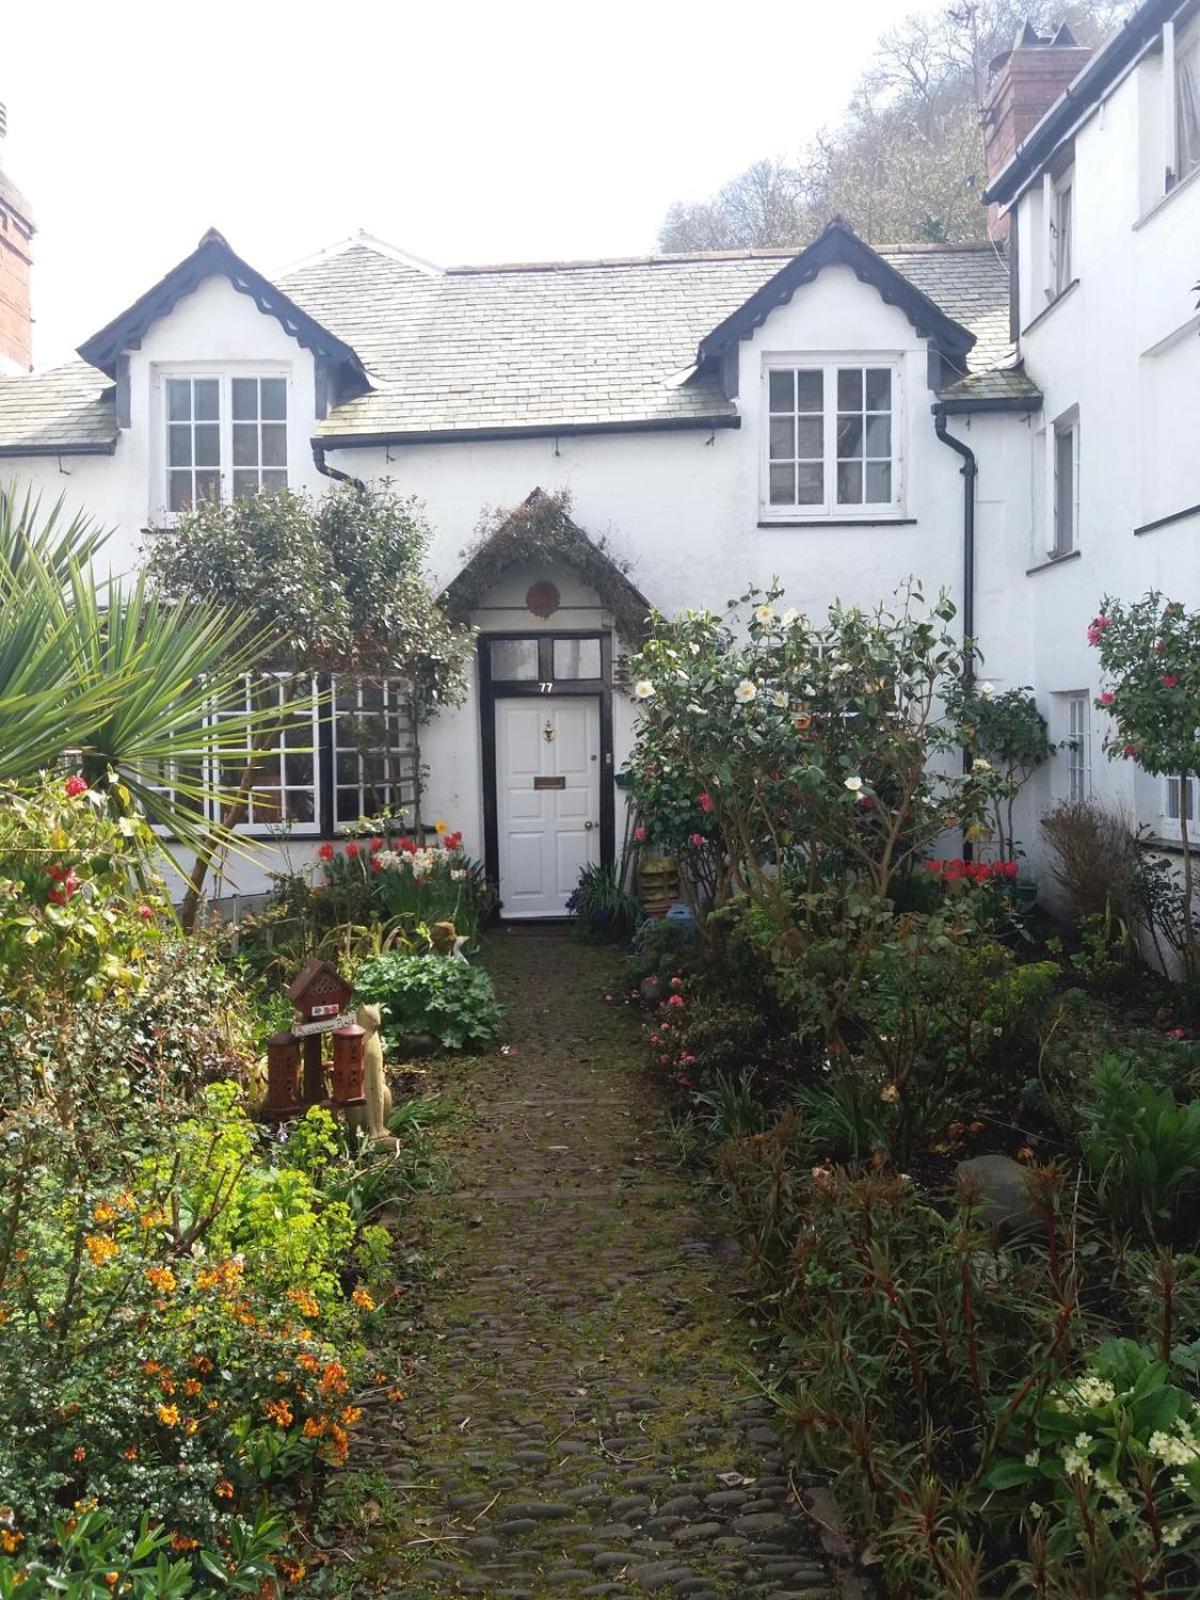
left=760, top=355, right=904, bottom=522
left=1163, top=773, right=1197, bottom=839
left=1165, top=14, right=1200, bottom=190
left=1067, top=694, right=1091, bottom=802
left=331, top=676, right=417, bottom=830
left=213, top=671, right=322, bottom=838
left=1050, top=167, right=1074, bottom=296
left=1048, top=412, right=1080, bottom=557
left=153, top=363, right=290, bottom=524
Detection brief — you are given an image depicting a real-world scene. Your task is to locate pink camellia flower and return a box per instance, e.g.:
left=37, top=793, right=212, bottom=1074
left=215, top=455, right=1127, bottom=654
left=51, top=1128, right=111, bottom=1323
left=1086, top=616, right=1111, bottom=645
left=137, top=905, right=153, bottom=921
left=670, top=976, right=683, bottom=989
left=1100, top=691, right=1115, bottom=706
left=1155, top=639, right=1167, bottom=654
left=698, top=792, right=714, bottom=813
left=634, top=825, right=648, bottom=843
left=1166, top=1027, right=1188, bottom=1040
left=1123, top=742, right=1138, bottom=757
left=1162, top=674, right=1179, bottom=689
left=64, top=775, right=88, bottom=798
left=690, top=832, right=705, bottom=848
left=667, top=993, right=684, bottom=1008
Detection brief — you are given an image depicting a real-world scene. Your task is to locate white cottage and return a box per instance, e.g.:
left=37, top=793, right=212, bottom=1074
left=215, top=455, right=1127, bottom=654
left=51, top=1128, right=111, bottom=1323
left=0, top=0, right=1197, bottom=916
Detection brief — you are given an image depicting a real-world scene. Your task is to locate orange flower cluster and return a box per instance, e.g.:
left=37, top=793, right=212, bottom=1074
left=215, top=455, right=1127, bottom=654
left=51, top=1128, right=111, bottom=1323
left=286, top=1286, right=320, bottom=1319
left=195, top=1257, right=244, bottom=1292
left=350, top=1286, right=375, bottom=1312
left=156, top=1403, right=181, bottom=1428
left=1, top=1530, right=23, bottom=1554
left=263, top=1398, right=293, bottom=1428
left=84, top=1234, right=119, bottom=1267
left=145, top=1266, right=177, bottom=1294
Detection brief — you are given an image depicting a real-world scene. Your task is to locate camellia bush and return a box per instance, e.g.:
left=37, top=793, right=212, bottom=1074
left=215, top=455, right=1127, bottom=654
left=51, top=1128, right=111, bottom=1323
left=1089, top=592, right=1200, bottom=984
left=628, top=582, right=1009, bottom=1039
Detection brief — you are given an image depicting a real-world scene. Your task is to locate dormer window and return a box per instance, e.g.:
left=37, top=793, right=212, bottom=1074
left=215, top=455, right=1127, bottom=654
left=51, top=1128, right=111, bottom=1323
left=762, top=357, right=901, bottom=520
left=161, top=369, right=288, bottom=515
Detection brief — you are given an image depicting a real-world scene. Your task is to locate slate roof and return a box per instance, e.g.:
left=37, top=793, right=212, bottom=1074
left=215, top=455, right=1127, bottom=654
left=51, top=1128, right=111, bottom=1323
left=0, top=360, right=116, bottom=455
left=282, top=238, right=1015, bottom=444
left=0, top=232, right=1015, bottom=454
left=938, top=365, right=1043, bottom=412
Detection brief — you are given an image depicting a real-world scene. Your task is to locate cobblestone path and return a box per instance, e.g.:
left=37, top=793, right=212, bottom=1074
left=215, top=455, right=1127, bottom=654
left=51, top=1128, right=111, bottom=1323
left=362, top=932, right=836, bottom=1600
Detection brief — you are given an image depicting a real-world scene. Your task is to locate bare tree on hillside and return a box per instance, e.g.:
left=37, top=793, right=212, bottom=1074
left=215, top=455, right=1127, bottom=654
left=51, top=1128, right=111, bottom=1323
left=657, top=0, right=1128, bottom=252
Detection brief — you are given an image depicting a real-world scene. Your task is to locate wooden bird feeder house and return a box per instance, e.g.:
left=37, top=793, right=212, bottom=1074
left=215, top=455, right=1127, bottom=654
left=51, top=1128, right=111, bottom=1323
left=263, top=957, right=365, bottom=1117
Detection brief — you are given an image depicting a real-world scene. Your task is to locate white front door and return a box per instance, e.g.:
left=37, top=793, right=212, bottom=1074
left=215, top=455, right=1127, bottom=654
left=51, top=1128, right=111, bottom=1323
left=495, top=696, right=600, bottom=918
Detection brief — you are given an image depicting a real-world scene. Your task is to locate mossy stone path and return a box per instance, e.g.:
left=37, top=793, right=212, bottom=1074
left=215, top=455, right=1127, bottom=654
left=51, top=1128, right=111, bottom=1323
left=364, top=932, right=834, bottom=1600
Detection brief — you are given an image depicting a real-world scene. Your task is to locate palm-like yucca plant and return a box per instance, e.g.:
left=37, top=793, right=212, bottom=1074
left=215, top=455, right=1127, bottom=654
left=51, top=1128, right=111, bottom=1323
left=0, top=484, right=300, bottom=867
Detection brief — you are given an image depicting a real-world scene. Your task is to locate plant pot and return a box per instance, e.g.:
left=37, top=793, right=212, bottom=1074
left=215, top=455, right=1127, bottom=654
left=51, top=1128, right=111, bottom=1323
left=638, top=854, right=679, bottom=919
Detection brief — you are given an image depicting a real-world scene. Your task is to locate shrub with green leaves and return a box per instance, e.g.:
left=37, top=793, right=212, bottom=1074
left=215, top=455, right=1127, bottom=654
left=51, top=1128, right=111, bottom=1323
left=1080, top=1054, right=1200, bottom=1234
left=354, top=952, right=505, bottom=1051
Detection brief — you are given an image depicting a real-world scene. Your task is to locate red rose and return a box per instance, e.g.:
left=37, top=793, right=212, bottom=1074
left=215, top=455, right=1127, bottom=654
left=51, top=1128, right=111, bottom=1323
left=690, top=832, right=705, bottom=848
left=345, top=841, right=360, bottom=858
left=667, top=993, right=684, bottom=1008
left=64, top=775, right=88, bottom=798
left=634, top=825, right=648, bottom=843
left=317, top=842, right=335, bottom=861
left=924, top=859, right=943, bottom=874
left=1162, top=675, right=1179, bottom=689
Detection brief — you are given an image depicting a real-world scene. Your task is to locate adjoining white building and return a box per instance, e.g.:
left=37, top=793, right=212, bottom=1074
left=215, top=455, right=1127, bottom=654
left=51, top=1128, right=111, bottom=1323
left=0, top=0, right=1196, bottom=917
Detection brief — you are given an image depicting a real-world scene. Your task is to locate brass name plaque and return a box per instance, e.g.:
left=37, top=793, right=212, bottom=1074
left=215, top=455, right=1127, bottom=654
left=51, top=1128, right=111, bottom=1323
left=534, top=775, right=567, bottom=790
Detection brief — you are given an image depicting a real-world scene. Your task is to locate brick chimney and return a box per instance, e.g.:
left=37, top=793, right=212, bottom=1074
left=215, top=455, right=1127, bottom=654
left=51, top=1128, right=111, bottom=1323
left=0, top=103, right=35, bottom=374
left=982, top=22, right=1093, bottom=241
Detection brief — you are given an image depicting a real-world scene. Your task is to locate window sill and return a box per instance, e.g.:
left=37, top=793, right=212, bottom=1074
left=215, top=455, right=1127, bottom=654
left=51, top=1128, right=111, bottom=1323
left=1022, top=278, right=1080, bottom=337
left=1026, top=549, right=1082, bottom=576
left=1134, top=160, right=1200, bottom=230
left=1139, top=834, right=1191, bottom=856
left=1134, top=501, right=1200, bottom=536
left=758, top=516, right=915, bottom=529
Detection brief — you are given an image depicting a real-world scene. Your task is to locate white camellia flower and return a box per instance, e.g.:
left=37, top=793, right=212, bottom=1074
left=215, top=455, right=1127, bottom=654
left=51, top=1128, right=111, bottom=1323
left=734, top=680, right=758, bottom=704
left=971, top=757, right=992, bottom=773
left=689, top=642, right=700, bottom=656
left=979, top=680, right=996, bottom=698
left=770, top=689, right=787, bottom=708
left=634, top=679, right=655, bottom=700
left=753, top=604, right=775, bottom=625
left=782, top=608, right=799, bottom=626
left=844, top=775, right=864, bottom=792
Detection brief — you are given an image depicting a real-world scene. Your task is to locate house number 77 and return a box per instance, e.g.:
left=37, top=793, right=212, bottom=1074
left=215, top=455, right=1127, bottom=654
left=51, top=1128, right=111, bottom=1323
left=537, top=680, right=554, bottom=694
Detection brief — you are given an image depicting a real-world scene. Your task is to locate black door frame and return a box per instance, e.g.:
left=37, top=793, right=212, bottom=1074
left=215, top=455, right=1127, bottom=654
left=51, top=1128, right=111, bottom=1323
left=479, top=630, right=615, bottom=914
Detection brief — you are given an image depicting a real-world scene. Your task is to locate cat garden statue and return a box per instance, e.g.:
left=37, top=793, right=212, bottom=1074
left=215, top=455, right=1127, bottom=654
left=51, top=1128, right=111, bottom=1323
left=346, top=1002, right=394, bottom=1146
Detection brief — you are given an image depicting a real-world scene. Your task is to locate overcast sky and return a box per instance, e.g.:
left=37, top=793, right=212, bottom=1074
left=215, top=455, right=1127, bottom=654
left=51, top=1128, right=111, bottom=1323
left=6, top=0, right=927, bottom=368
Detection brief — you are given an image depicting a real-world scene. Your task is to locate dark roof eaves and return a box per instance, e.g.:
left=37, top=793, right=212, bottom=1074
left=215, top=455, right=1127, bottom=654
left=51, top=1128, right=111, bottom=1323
left=0, top=438, right=117, bottom=457
left=76, top=230, right=370, bottom=386
left=696, top=221, right=977, bottom=367
left=315, top=414, right=742, bottom=449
